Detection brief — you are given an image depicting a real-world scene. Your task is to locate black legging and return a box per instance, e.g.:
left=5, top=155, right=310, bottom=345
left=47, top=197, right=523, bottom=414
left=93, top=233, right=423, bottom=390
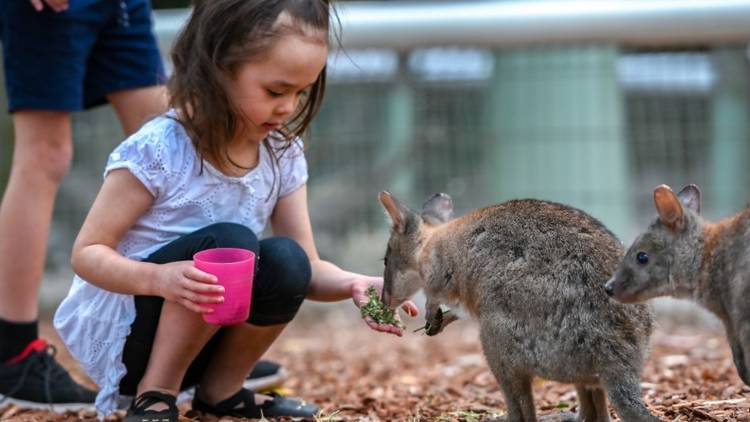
left=119, top=222, right=311, bottom=395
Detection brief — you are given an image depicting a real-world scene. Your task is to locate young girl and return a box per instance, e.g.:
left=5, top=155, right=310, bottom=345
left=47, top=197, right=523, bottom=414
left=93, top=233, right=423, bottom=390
left=53, top=1, right=418, bottom=420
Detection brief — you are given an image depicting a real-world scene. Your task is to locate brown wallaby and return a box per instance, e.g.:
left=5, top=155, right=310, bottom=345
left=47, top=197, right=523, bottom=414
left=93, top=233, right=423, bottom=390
left=605, top=184, right=750, bottom=387
left=378, top=192, right=658, bottom=422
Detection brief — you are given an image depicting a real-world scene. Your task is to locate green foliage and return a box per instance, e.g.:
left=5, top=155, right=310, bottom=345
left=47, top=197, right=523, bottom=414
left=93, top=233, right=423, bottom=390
left=360, top=286, right=404, bottom=329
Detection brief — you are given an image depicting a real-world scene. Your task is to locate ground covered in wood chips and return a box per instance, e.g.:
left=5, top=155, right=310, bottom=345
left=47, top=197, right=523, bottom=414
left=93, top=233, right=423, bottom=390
left=2, top=304, right=748, bottom=421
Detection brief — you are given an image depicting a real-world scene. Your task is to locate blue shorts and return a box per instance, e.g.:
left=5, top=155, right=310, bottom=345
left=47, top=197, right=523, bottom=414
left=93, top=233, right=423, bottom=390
left=0, top=0, right=165, bottom=112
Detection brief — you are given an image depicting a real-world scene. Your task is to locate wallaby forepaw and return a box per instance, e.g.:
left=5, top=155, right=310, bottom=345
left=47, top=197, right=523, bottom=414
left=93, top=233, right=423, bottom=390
left=424, top=305, right=458, bottom=335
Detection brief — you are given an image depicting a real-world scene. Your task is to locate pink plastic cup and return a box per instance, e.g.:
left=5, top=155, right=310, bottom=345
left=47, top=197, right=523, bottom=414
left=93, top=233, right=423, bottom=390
left=193, top=247, right=255, bottom=326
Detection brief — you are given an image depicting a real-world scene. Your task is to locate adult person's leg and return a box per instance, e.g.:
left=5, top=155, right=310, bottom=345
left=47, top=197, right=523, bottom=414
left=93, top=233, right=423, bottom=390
left=108, top=86, right=168, bottom=136
left=0, top=0, right=103, bottom=409
left=0, top=88, right=165, bottom=323
left=0, top=111, right=97, bottom=409
left=0, top=112, right=71, bottom=322
left=0, top=0, right=147, bottom=411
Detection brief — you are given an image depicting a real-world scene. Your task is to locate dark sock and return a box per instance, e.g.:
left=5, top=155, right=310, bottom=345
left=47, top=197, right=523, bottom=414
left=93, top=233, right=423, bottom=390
left=0, top=318, right=39, bottom=362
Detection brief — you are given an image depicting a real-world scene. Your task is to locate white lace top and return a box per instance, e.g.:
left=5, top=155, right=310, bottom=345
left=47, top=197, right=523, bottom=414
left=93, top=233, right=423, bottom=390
left=53, top=113, right=308, bottom=415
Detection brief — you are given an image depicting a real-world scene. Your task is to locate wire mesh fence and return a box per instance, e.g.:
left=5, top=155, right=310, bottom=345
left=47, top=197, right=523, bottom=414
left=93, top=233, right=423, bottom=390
left=0, top=9, right=748, bottom=305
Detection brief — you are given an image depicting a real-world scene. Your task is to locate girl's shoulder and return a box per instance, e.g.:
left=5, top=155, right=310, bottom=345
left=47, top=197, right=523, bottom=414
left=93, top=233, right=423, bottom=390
left=108, top=112, right=196, bottom=176
left=118, top=113, right=192, bottom=153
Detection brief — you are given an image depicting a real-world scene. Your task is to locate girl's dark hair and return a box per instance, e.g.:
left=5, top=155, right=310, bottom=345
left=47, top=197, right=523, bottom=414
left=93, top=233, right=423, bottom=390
left=168, top=0, right=332, bottom=174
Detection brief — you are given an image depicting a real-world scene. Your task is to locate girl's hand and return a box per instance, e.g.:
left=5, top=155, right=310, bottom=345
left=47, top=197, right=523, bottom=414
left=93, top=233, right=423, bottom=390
left=29, top=0, right=69, bottom=12
left=155, top=261, right=225, bottom=313
left=351, top=276, right=419, bottom=337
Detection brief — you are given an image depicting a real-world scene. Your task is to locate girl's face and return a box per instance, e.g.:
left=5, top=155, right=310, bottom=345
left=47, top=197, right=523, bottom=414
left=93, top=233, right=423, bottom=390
left=228, top=32, right=328, bottom=143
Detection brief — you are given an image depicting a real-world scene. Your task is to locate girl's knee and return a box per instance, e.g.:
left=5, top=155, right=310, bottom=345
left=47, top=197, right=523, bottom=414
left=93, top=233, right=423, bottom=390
left=203, top=222, right=259, bottom=252
left=247, top=238, right=311, bottom=326
left=260, top=237, right=312, bottom=296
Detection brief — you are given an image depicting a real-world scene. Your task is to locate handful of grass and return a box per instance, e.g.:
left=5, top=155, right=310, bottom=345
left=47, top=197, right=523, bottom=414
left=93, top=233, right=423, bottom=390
left=360, top=286, right=404, bottom=329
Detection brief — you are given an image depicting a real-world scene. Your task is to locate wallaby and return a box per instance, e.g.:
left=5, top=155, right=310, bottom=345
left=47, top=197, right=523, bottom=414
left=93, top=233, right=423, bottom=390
left=378, top=191, right=658, bottom=422
left=605, top=184, right=750, bottom=387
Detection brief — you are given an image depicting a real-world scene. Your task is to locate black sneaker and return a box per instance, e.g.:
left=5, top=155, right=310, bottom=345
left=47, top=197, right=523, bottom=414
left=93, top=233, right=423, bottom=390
left=245, top=359, right=287, bottom=391
left=124, top=391, right=178, bottom=422
left=0, top=339, right=97, bottom=412
left=192, top=387, right=319, bottom=419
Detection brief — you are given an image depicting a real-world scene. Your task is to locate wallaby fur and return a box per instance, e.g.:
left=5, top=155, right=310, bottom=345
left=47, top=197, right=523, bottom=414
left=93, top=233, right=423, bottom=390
left=605, top=184, right=750, bottom=387
left=379, top=192, right=658, bottom=422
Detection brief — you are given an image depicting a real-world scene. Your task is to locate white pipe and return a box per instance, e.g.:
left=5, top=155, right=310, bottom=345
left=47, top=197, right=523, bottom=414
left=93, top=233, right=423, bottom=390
left=154, top=0, right=750, bottom=50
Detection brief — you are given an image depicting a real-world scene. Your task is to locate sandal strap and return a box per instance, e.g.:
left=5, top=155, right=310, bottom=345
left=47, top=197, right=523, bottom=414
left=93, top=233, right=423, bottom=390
left=202, top=388, right=261, bottom=416
left=131, top=390, right=178, bottom=413
left=193, top=387, right=319, bottom=418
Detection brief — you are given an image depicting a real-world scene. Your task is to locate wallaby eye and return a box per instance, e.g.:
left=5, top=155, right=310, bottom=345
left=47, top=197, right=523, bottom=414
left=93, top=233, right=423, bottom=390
left=383, top=256, right=388, bottom=267
left=636, top=251, right=649, bottom=265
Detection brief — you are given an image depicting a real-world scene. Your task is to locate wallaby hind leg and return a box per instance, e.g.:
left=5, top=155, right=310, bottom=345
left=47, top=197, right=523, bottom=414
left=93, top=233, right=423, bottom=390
left=574, top=385, right=610, bottom=422
left=488, top=364, right=537, bottom=422
left=729, top=339, right=749, bottom=385
left=602, top=374, right=659, bottom=422
left=732, top=326, right=750, bottom=385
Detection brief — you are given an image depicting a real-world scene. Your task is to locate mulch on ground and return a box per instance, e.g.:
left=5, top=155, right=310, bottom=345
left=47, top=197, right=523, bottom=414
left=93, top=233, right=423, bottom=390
left=2, top=304, right=748, bottom=421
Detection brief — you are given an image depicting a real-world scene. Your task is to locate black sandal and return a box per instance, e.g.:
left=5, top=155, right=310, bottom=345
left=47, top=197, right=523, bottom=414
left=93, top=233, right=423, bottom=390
left=192, top=387, right=319, bottom=419
left=124, top=390, right=179, bottom=422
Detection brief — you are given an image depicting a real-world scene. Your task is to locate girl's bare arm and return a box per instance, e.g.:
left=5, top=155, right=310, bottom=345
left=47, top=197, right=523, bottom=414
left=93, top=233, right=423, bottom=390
left=71, top=169, right=223, bottom=312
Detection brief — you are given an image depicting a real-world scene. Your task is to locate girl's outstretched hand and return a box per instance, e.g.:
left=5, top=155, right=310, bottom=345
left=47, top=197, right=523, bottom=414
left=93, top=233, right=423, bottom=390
left=351, top=276, right=419, bottom=337
left=156, top=261, right=225, bottom=313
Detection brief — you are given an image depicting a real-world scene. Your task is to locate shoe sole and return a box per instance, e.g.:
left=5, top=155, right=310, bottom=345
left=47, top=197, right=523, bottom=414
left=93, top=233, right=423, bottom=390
left=0, top=396, right=95, bottom=412
left=176, top=367, right=288, bottom=403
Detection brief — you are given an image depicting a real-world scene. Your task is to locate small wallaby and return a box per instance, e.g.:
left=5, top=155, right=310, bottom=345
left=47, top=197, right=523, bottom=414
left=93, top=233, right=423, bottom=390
left=378, top=192, right=658, bottom=422
left=605, top=184, right=750, bottom=387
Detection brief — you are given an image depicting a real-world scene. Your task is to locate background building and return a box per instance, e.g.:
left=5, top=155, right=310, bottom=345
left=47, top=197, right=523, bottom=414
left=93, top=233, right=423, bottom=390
left=0, top=1, right=748, bottom=312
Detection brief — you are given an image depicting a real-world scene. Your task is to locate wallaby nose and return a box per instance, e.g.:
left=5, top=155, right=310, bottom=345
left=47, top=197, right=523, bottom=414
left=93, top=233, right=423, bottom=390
left=604, top=281, right=615, bottom=296
left=381, top=290, right=393, bottom=308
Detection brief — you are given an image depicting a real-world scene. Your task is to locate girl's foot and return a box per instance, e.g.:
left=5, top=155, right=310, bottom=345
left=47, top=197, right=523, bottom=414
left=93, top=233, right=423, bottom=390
left=176, top=359, right=287, bottom=403
left=192, top=387, right=318, bottom=418
left=124, top=390, right=178, bottom=422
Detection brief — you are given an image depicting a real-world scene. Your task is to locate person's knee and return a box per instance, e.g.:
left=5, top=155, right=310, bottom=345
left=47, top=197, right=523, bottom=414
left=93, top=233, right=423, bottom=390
left=16, top=133, right=73, bottom=183
left=248, top=237, right=311, bottom=326
left=261, top=237, right=312, bottom=298
left=203, top=222, right=259, bottom=253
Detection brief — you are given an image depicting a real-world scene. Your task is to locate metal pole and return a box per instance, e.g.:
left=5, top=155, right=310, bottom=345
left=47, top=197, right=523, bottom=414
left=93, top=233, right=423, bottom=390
left=154, top=1, right=750, bottom=50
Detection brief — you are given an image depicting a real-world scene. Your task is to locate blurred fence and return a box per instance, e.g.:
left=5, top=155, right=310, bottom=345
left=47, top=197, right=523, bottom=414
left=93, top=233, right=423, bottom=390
left=1, top=1, right=749, bottom=300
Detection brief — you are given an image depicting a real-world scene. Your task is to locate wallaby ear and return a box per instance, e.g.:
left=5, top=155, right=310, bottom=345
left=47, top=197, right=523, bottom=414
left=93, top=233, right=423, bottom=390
left=379, top=191, right=407, bottom=233
left=677, top=184, right=701, bottom=214
left=421, top=193, right=453, bottom=225
left=653, top=184, right=684, bottom=230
